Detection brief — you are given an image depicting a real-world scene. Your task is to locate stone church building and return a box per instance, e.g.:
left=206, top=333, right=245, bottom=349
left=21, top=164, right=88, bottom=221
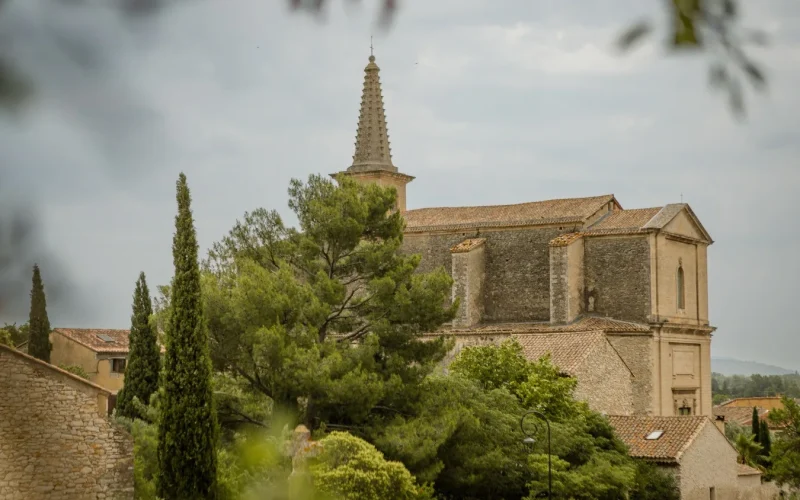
left=334, top=53, right=715, bottom=418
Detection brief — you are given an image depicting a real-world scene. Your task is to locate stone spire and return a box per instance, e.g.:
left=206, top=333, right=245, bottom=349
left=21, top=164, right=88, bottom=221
left=348, top=54, right=396, bottom=173
left=332, top=50, right=414, bottom=212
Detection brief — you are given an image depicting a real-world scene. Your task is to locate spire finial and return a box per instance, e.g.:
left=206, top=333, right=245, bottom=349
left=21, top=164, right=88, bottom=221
left=370, top=35, right=373, bottom=56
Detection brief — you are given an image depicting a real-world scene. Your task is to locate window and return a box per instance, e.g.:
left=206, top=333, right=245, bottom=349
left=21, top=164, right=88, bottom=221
left=645, top=430, right=664, bottom=440
left=677, top=265, right=685, bottom=310
left=679, top=405, right=692, bottom=416
left=111, top=358, right=126, bottom=374
left=710, top=486, right=716, bottom=500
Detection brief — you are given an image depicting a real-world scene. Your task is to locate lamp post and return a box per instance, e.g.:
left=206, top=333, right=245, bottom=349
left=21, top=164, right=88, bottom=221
left=520, top=409, right=551, bottom=500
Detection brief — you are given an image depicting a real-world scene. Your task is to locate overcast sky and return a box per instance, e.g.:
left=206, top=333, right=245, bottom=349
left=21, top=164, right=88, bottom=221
left=0, top=0, right=798, bottom=369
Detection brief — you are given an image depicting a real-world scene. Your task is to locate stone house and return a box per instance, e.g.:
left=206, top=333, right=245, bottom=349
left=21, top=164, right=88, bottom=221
left=48, top=328, right=132, bottom=394
left=608, top=415, right=770, bottom=500
left=333, top=52, right=715, bottom=418
left=0, top=344, right=133, bottom=499
left=437, top=323, right=635, bottom=415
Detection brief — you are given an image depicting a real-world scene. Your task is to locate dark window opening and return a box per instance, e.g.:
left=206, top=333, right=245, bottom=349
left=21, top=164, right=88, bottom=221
left=677, top=265, right=686, bottom=310
left=111, top=358, right=127, bottom=374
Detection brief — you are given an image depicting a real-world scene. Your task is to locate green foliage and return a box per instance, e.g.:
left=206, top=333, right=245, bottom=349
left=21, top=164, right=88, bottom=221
left=59, top=364, right=89, bottom=379
left=201, top=174, right=456, bottom=429
left=309, top=432, right=433, bottom=500
left=629, top=460, right=680, bottom=500
left=117, top=272, right=161, bottom=420
left=0, top=322, right=29, bottom=346
left=768, top=396, right=800, bottom=489
left=712, top=372, right=800, bottom=400
left=0, top=327, right=12, bottom=347
left=450, top=339, right=579, bottom=419
left=27, top=264, right=51, bottom=362
left=116, top=414, right=160, bottom=500
left=725, top=420, right=748, bottom=443
left=734, top=432, right=762, bottom=466
left=370, top=375, right=531, bottom=499
left=157, top=173, right=219, bottom=499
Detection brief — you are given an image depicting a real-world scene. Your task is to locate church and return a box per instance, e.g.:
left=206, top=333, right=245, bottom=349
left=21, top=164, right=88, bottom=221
left=333, top=53, right=715, bottom=419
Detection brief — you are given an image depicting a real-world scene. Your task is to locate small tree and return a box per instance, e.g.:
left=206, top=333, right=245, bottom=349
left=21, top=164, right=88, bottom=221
left=27, top=264, right=51, bottom=362
left=759, top=420, right=772, bottom=458
left=116, top=272, right=161, bottom=420
left=752, top=406, right=760, bottom=441
left=769, top=396, right=800, bottom=489
left=0, top=328, right=13, bottom=347
left=157, top=173, right=219, bottom=499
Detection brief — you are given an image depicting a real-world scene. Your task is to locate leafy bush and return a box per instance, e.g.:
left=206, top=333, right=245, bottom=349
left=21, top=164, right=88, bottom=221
left=59, top=364, right=90, bottom=380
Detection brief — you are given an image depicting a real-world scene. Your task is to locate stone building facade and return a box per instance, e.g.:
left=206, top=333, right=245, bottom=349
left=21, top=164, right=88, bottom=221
left=0, top=344, right=133, bottom=500
left=335, top=53, right=716, bottom=418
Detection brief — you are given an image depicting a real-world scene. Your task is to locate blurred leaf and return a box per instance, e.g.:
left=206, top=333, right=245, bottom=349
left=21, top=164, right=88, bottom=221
left=708, top=63, right=728, bottom=88
left=743, top=61, right=766, bottom=89
left=0, top=58, right=32, bottom=111
left=723, top=0, right=737, bottom=18
left=617, top=21, right=653, bottom=51
left=672, top=0, right=703, bottom=47
left=727, top=78, right=745, bottom=116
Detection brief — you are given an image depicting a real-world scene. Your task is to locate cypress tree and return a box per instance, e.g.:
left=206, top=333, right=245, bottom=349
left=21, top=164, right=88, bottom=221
left=156, top=173, right=218, bottom=499
left=759, top=420, right=772, bottom=457
left=27, top=264, right=51, bottom=362
left=116, top=272, right=161, bottom=420
left=752, top=407, right=760, bottom=441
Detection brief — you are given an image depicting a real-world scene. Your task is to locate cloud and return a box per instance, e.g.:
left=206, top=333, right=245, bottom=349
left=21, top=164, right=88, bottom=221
left=0, top=0, right=797, bottom=369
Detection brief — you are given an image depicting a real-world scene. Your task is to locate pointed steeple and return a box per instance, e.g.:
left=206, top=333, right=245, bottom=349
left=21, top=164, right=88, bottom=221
left=349, top=54, right=396, bottom=173
left=332, top=50, right=414, bottom=212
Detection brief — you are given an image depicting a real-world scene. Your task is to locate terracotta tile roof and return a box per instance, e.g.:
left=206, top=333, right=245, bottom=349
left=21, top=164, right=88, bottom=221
left=514, top=331, right=607, bottom=374
left=738, top=463, right=762, bottom=476
left=607, top=415, right=710, bottom=463
left=450, top=238, right=486, bottom=253
left=403, top=195, right=616, bottom=233
left=713, top=406, right=769, bottom=427
left=54, top=328, right=130, bottom=354
left=444, top=316, right=651, bottom=335
left=588, top=207, right=663, bottom=232
left=549, top=232, right=584, bottom=247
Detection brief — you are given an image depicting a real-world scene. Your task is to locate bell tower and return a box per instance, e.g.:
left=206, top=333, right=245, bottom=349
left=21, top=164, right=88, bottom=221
left=331, top=49, right=414, bottom=212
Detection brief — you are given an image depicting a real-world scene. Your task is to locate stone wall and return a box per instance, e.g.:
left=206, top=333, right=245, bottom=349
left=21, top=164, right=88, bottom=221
left=451, top=241, right=486, bottom=327
left=606, top=333, right=653, bottom=416
left=0, top=345, right=134, bottom=500
left=572, top=340, right=633, bottom=415
left=403, top=226, right=574, bottom=323
left=549, top=237, right=584, bottom=324
left=678, top=421, right=739, bottom=500
left=584, top=236, right=651, bottom=323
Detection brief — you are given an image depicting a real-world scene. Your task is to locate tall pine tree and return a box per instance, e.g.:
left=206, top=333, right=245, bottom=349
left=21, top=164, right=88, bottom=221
left=27, top=264, right=51, bottom=362
left=116, top=272, right=161, bottom=420
left=752, top=407, right=761, bottom=441
left=156, top=173, right=218, bottom=499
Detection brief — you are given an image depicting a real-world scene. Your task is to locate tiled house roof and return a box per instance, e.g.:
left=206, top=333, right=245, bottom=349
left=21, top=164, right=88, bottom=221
left=587, top=207, right=663, bottom=232
left=514, top=331, right=609, bottom=374
left=450, top=238, right=486, bottom=253
left=54, top=328, right=130, bottom=354
left=713, top=405, right=770, bottom=428
left=443, top=316, right=651, bottom=335
left=737, top=463, right=762, bottom=476
left=403, top=195, right=617, bottom=232
left=607, top=415, right=710, bottom=463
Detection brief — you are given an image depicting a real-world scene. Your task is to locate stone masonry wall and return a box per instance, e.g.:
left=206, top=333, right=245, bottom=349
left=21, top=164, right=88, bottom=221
left=606, top=334, right=653, bottom=416
left=403, top=226, right=574, bottom=323
left=572, top=341, right=633, bottom=415
left=0, top=347, right=134, bottom=500
left=584, top=236, right=651, bottom=323
left=678, top=422, right=739, bottom=500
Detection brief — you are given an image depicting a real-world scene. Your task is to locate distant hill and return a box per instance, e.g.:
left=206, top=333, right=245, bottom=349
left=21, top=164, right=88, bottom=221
left=712, top=357, right=797, bottom=376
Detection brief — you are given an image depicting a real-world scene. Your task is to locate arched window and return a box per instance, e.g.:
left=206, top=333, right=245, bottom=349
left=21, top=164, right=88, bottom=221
left=677, top=265, right=685, bottom=311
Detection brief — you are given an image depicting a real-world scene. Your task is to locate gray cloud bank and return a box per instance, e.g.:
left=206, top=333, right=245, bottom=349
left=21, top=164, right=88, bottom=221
left=0, top=0, right=798, bottom=369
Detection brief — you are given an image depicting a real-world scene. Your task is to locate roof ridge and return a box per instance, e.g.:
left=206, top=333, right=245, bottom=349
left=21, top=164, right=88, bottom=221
left=0, top=344, right=110, bottom=394
left=405, top=194, right=615, bottom=214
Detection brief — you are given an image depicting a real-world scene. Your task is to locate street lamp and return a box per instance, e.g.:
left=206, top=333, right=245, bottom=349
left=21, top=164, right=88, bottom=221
left=520, top=409, right=551, bottom=500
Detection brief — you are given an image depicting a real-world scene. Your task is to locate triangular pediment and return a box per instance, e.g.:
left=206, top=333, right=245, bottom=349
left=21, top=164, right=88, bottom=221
left=643, top=204, right=713, bottom=244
